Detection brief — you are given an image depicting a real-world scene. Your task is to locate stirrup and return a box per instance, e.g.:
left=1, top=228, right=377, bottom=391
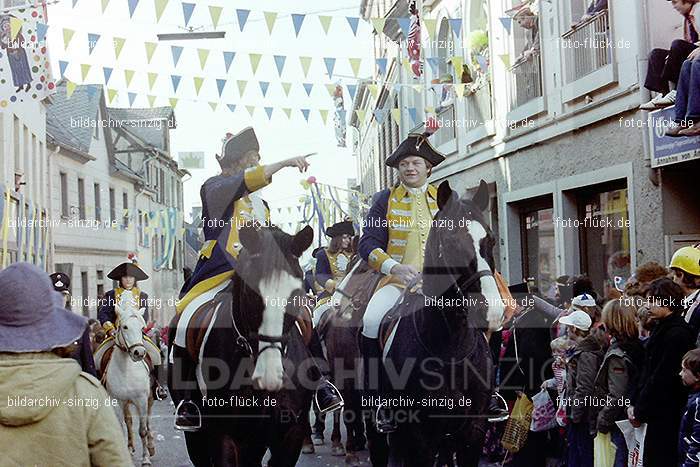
left=154, top=384, right=168, bottom=401
left=174, top=400, right=202, bottom=432
left=375, top=403, right=397, bottom=434
left=487, top=392, right=510, bottom=423
left=314, top=380, right=344, bottom=414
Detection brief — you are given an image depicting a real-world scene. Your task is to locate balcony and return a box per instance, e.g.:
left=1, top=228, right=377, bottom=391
left=509, top=52, right=543, bottom=110
left=464, top=81, right=493, bottom=128
left=432, top=104, right=458, bottom=154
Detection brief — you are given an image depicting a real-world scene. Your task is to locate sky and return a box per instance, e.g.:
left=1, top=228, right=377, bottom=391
left=45, top=0, right=374, bottom=229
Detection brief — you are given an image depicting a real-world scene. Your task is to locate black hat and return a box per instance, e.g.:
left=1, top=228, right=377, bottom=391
left=216, top=127, right=259, bottom=168
left=508, top=282, right=529, bottom=295
left=107, top=262, right=149, bottom=281
left=49, top=272, right=71, bottom=293
left=325, top=221, right=354, bottom=238
left=385, top=133, right=446, bottom=168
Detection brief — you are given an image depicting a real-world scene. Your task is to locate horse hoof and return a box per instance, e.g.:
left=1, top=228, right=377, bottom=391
left=301, top=444, right=315, bottom=454
left=331, top=445, right=346, bottom=456
left=148, top=445, right=155, bottom=457
left=141, top=460, right=152, bottom=466
left=345, top=453, right=360, bottom=465
left=312, top=435, right=324, bottom=446
left=129, top=446, right=136, bottom=456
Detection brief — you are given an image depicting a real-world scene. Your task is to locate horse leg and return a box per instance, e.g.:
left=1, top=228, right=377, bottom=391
left=268, top=416, right=306, bottom=467
left=211, top=431, right=240, bottom=466
left=133, top=395, right=152, bottom=466
left=330, top=410, right=345, bottom=456
left=311, top=405, right=325, bottom=444
left=146, top=395, right=156, bottom=457
left=364, top=407, right=389, bottom=467
left=342, top=399, right=363, bottom=466
left=121, top=401, right=135, bottom=456
left=184, top=430, right=211, bottom=467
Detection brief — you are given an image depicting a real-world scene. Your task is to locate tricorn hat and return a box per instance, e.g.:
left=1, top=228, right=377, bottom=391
left=385, top=133, right=446, bottom=168
left=216, top=127, right=259, bottom=168
left=108, top=259, right=149, bottom=281
left=325, top=221, right=354, bottom=238
left=49, top=272, right=71, bottom=293
left=507, top=282, right=529, bottom=295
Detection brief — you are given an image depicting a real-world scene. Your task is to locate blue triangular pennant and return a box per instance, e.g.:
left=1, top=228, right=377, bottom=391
left=171, top=75, right=181, bottom=92
left=374, top=109, right=388, bottom=125
left=376, top=58, right=388, bottom=75
left=36, top=23, right=48, bottom=43
left=324, top=57, right=336, bottom=79
left=301, top=109, right=310, bottom=122
left=303, top=83, right=313, bottom=96
left=59, top=60, right=68, bottom=77
left=449, top=18, right=462, bottom=38
left=408, top=107, right=417, bottom=123
left=427, top=57, right=440, bottom=74
left=182, top=3, right=195, bottom=26
left=499, top=16, right=512, bottom=33
left=292, top=14, right=306, bottom=37
left=259, top=81, right=270, bottom=97
left=346, top=83, right=357, bottom=101
left=236, top=9, right=250, bottom=31
left=397, top=18, right=411, bottom=38
left=72, top=0, right=78, bottom=7
left=264, top=107, right=273, bottom=120
left=223, top=51, right=235, bottom=72
left=103, top=67, right=113, bottom=84
left=128, top=92, right=137, bottom=106
left=273, top=55, right=286, bottom=76
left=127, top=0, right=139, bottom=18
left=216, top=79, right=226, bottom=97
left=171, top=46, right=183, bottom=67
left=346, top=16, right=359, bottom=36
left=227, top=104, right=236, bottom=113
left=88, top=33, right=100, bottom=55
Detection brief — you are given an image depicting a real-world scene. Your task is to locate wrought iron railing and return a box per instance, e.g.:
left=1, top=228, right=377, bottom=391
left=432, top=105, right=457, bottom=147
left=561, top=11, right=611, bottom=84
left=509, top=52, right=543, bottom=109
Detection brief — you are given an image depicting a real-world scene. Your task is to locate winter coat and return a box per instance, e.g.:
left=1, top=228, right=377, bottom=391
left=0, top=352, right=131, bottom=466
left=564, top=333, right=606, bottom=425
left=591, top=337, right=643, bottom=434
left=679, top=390, right=700, bottom=467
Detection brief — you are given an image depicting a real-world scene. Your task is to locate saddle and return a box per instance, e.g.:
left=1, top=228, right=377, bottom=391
left=336, top=259, right=382, bottom=322
left=93, top=335, right=161, bottom=384
left=378, top=285, right=425, bottom=353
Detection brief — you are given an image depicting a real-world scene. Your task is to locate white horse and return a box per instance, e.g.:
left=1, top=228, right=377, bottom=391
left=103, top=292, right=155, bottom=466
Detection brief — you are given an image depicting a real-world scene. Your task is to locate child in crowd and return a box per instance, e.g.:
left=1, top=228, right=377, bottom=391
left=679, top=348, right=700, bottom=467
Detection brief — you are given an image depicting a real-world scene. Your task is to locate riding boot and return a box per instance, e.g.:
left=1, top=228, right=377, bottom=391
left=486, top=391, right=509, bottom=423
left=171, top=345, right=202, bottom=431
left=359, top=335, right=396, bottom=434
left=308, top=330, right=344, bottom=414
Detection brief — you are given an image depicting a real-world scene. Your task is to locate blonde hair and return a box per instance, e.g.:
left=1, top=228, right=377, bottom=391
left=602, top=299, right=639, bottom=341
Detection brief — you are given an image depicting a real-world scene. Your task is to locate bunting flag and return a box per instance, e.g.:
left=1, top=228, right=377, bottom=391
left=423, top=18, right=437, bottom=39
left=171, top=75, right=181, bottom=92
left=113, top=37, right=126, bottom=59
left=227, top=104, right=236, bottom=112
left=107, top=88, right=118, bottom=103
left=299, top=56, right=312, bottom=77
left=124, top=69, right=135, bottom=87
left=171, top=46, right=183, bottom=66
left=223, top=51, right=235, bottom=72
left=63, top=28, right=75, bottom=49
left=303, top=83, right=313, bottom=96
left=408, top=107, right=417, bottom=123
left=376, top=58, right=387, bottom=75
left=145, top=42, right=157, bottom=64
left=499, top=17, right=512, bottom=33
left=182, top=2, right=195, bottom=26
left=346, top=83, right=357, bottom=101
left=476, top=54, right=488, bottom=72
left=214, top=78, right=225, bottom=97
left=147, top=72, right=158, bottom=91
left=499, top=54, right=510, bottom=68
left=246, top=105, right=255, bottom=117
left=346, top=16, right=359, bottom=36
left=59, top=60, right=68, bottom=77
left=128, top=92, right=137, bottom=106
left=319, top=109, right=329, bottom=124
left=154, top=0, right=168, bottom=22
left=374, top=108, right=388, bottom=125
left=101, top=0, right=110, bottom=13
left=450, top=56, right=463, bottom=79
left=301, top=109, right=310, bottom=122
left=273, top=55, right=286, bottom=76
left=198, top=48, right=210, bottom=70
left=193, top=76, right=204, bottom=95
left=148, top=95, right=156, bottom=107
left=391, top=108, right=401, bottom=124
left=282, top=108, right=291, bottom=119
left=318, top=15, right=332, bottom=35
left=208, top=101, right=217, bottom=111
left=264, top=107, right=273, bottom=120
left=264, top=11, right=278, bottom=34
left=355, top=109, right=366, bottom=123
left=209, top=5, right=223, bottom=28
left=371, top=17, right=386, bottom=35
left=427, top=57, right=439, bottom=74
left=66, top=80, right=77, bottom=98
left=454, top=83, right=465, bottom=99
left=324, top=83, right=335, bottom=97
left=349, top=58, right=362, bottom=77
left=259, top=81, right=270, bottom=96
left=236, top=9, right=250, bottom=31
left=237, top=80, right=247, bottom=96
left=103, top=67, right=113, bottom=84
left=36, top=22, right=49, bottom=43
left=249, top=53, right=262, bottom=74
left=397, top=17, right=411, bottom=38
left=291, top=14, right=305, bottom=37
left=367, top=84, right=378, bottom=99
left=281, top=82, right=292, bottom=96
left=88, top=33, right=100, bottom=55
left=127, top=0, right=139, bottom=18
left=323, top=57, right=336, bottom=79
left=449, top=18, right=463, bottom=38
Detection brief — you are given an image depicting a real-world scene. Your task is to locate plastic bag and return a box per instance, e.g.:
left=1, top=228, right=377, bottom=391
left=530, top=389, right=557, bottom=432
left=502, top=393, right=533, bottom=453
left=593, top=432, right=617, bottom=467
left=616, top=420, right=647, bottom=467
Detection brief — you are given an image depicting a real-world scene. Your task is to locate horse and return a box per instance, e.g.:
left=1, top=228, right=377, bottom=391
left=168, top=225, right=316, bottom=466
left=102, top=293, right=156, bottom=466
left=367, top=180, right=505, bottom=467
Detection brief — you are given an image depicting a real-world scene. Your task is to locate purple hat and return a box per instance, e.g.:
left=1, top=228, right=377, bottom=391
left=0, top=263, right=87, bottom=353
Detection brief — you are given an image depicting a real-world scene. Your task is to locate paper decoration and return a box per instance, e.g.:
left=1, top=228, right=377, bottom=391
left=101, top=0, right=110, bottom=13
left=449, top=18, right=463, bottom=38
left=246, top=105, right=255, bottom=117
left=374, top=108, right=388, bottom=124
left=408, top=107, right=417, bottom=123
left=355, top=109, right=366, bottom=123
left=454, top=83, right=465, bottom=98
left=236, top=9, right=250, bottom=31
left=318, top=15, right=332, bottom=34
left=103, top=67, right=113, bottom=84
left=171, top=75, right=181, bottom=92
left=209, top=5, right=223, bottom=28
left=301, top=109, right=310, bottom=122
left=319, top=109, right=329, bottom=124
left=451, top=56, right=464, bottom=79
left=193, top=76, right=204, bottom=95
left=198, top=48, right=210, bottom=69
left=127, top=0, right=139, bottom=18
left=128, top=92, right=137, bottom=106
left=124, top=69, right=135, bottom=86
left=371, top=18, right=386, bottom=35
left=423, top=18, right=437, bottom=39
left=291, top=14, right=306, bottom=37
left=299, top=56, right=312, bottom=77
left=107, top=88, right=118, bottom=103
left=264, top=107, right=273, bottom=120
left=368, top=84, right=378, bottom=99
left=259, top=81, right=270, bottom=96
left=397, top=18, right=411, bottom=38
left=499, top=17, right=512, bottom=33
left=376, top=58, right=388, bottom=75
left=249, top=53, right=262, bottom=74
left=113, top=37, right=126, bottom=59
left=349, top=58, right=362, bottom=77
left=303, top=83, right=314, bottom=96
left=145, top=42, right=157, bottom=64
left=66, top=80, right=77, bottom=98
left=36, top=22, right=49, bottom=43
left=264, top=11, right=278, bottom=34
left=346, top=16, right=360, bottom=36
left=88, top=33, right=100, bottom=55
left=154, top=0, right=168, bottom=22
left=325, top=83, right=336, bottom=97
left=281, top=82, right=292, bottom=96
left=148, top=95, right=156, bottom=107
left=391, top=108, right=401, bottom=124
left=226, top=104, right=236, bottom=112
left=324, top=57, right=336, bottom=78
left=476, top=54, right=488, bottom=72
left=63, top=28, right=75, bottom=49
left=223, top=51, right=235, bottom=72
left=208, top=101, right=217, bottom=111
left=169, top=97, right=178, bottom=108
left=147, top=72, right=157, bottom=91
left=182, top=3, right=195, bottom=26
left=347, top=83, right=357, bottom=101
left=273, top=55, right=287, bottom=76
left=283, top=108, right=292, bottom=119
left=499, top=54, right=511, bottom=68
left=426, top=57, right=439, bottom=74
left=237, top=80, right=247, bottom=96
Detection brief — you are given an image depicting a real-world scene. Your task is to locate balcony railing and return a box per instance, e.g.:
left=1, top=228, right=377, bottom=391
left=433, top=105, right=457, bottom=147
left=509, top=52, right=543, bottom=109
left=464, top=81, right=493, bottom=128
left=561, top=11, right=611, bottom=84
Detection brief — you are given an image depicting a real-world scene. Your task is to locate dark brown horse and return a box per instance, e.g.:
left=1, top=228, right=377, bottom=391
left=168, top=225, right=316, bottom=466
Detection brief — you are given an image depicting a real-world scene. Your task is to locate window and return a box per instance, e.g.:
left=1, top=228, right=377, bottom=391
left=96, top=269, right=104, bottom=301
left=109, top=188, right=115, bottom=224
left=577, top=181, right=630, bottom=299
left=138, top=209, right=144, bottom=246
left=509, top=1, right=542, bottom=108
left=94, top=183, right=101, bottom=222
left=144, top=215, right=150, bottom=247
left=520, top=198, right=556, bottom=297
left=122, top=191, right=128, bottom=227
left=81, top=271, right=89, bottom=316
left=159, top=168, right=165, bottom=203
left=77, top=178, right=85, bottom=219
left=60, top=172, right=68, bottom=217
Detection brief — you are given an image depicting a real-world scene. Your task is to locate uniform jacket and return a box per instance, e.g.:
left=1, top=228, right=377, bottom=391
left=591, top=337, right=643, bottom=434
left=0, top=352, right=131, bottom=466
left=97, top=288, right=149, bottom=324
left=565, top=333, right=606, bottom=425
left=680, top=390, right=700, bottom=467
left=358, top=184, right=438, bottom=273
left=315, top=248, right=350, bottom=289
left=177, top=165, right=270, bottom=314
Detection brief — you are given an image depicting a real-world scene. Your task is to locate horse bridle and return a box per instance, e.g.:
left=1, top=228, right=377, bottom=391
left=114, top=314, right=147, bottom=356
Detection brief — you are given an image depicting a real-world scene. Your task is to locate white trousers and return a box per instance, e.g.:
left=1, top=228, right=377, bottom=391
left=312, top=302, right=332, bottom=328
left=361, top=284, right=402, bottom=339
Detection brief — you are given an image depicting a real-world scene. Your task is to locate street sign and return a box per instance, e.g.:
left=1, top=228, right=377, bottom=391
left=648, top=107, right=700, bottom=168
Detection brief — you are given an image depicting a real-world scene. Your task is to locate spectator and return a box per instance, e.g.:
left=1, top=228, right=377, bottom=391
left=561, top=309, right=606, bottom=467
left=641, top=0, right=700, bottom=110
left=507, top=3, right=540, bottom=64
left=572, top=0, right=608, bottom=28
left=592, top=300, right=643, bottom=467
left=666, top=42, right=700, bottom=136
left=668, top=245, right=700, bottom=336
left=0, top=263, right=130, bottom=465
left=628, top=277, right=695, bottom=467
left=679, top=348, right=700, bottom=467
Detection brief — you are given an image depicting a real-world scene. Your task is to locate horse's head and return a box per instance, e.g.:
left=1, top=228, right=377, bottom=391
left=236, top=224, right=314, bottom=391
left=423, top=180, right=505, bottom=331
left=114, top=293, right=147, bottom=362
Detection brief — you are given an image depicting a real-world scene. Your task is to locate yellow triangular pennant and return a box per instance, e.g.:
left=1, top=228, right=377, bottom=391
left=249, top=53, right=262, bottom=74
left=145, top=42, right=157, bottom=64
left=425, top=106, right=435, bottom=114
left=169, top=97, right=178, bottom=108
left=124, top=69, right=135, bottom=87
left=198, top=48, right=210, bottom=70
left=101, top=0, right=110, bottom=13
left=147, top=72, right=158, bottom=91
left=246, top=105, right=255, bottom=117
left=113, top=37, right=126, bottom=59
left=154, top=0, right=168, bottom=22
left=319, top=109, right=329, bottom=124
left=63, top=28, right=75, bottom=49
left=424, top=18, right=437, bottom=39
left=147, top=95, right=156, bottom=108
left=66, top=80, right=77, bottom=98
left=391, top=108, right=401, bottom=124
left=281, top=82, right=292, bottom=96
left=454, top=83, right=465, bottom=99
left=10, top=17, right=22, bottom=41
left=451, top=56, right=464, bottom=80
left=107, top=88, right=118, bottom=103
left=348, top=58, right=362, bottom=78
left=80, top=64, right=91, bottom=82
left=209, top=102, right=218, bottom=111
left=368, top=84, right=378, bottom=99
left=325, top=83, right=336, bottom=97
left=299, top=56, right=312, bottom=77
left=282, top=108, right=292, bottom=119
left=499, top=54, right=511, bottom=69
left=209, top=5, right=223, bottom=28
left=264, top=11, right=277, bottom=34
left=237, top=80, right=248, bottom=96
left=193, top=76, right=204, bottom=95
left=355, top=109, right=367, bottom=123
left=371, top=18, right=386, bottom=35
left=318, top=15, right=332, bottom=35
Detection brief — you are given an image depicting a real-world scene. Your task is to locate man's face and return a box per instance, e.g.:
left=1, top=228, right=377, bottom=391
left=515, top=13, right=535, bottom=29
left=121, top=276, right=135, bottom=289
left=672, top=0, right=693, bottom=15
left=398, top=156, right=429, bottom=188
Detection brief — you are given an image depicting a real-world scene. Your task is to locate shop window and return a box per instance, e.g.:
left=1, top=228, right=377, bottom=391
left=520, top=199, right=556, bottom=297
